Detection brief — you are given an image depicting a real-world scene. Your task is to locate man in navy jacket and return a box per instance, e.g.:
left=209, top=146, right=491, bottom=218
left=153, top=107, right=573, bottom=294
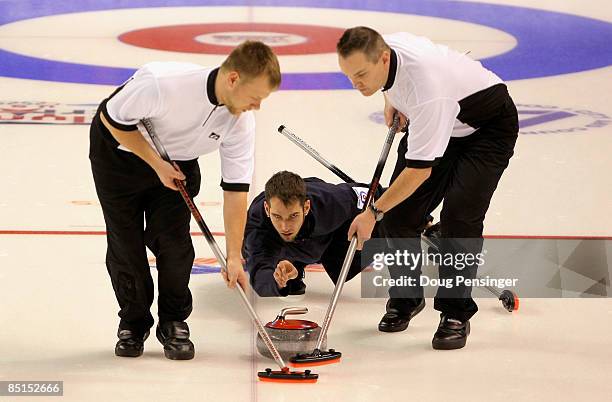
left=244, top=171, right=375, bottom=297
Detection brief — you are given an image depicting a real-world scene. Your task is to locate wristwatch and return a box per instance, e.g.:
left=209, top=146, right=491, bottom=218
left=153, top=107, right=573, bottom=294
left=368, top=203, right=384, bottom=221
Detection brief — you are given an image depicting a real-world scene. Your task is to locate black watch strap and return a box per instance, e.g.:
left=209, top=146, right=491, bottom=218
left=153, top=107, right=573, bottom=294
left=369, top=203, right=384, bottom=221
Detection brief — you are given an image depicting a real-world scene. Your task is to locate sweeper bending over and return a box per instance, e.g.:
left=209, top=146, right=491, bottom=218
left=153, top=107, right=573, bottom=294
left=337, top=27, right=519, bottom=350
left=244, top=171, right=378, bottom=297
left=89, top=41, right=280, bottom=360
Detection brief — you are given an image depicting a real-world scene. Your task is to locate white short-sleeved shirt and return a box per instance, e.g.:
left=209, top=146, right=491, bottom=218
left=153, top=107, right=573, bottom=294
left=382, top=32, right=504, bottom=167
left=102, top=62, right=255, bottom=191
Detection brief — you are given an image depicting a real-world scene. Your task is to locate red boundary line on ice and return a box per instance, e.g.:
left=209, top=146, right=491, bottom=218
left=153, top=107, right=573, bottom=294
left=0, top=230, right=610, bottom=240
left=483, top=235, right=612, bottom=240
left=0, top=230, right=226, bottom=236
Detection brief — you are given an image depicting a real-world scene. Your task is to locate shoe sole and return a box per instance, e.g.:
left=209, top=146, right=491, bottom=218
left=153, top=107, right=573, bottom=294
left=115, top=347, right=143, bottom=358
left=378, top=300, right=426, bottom=333
left=378, top=322, right=409, bottom=333
left=163, top=349, right=195, bottom=360
left=432, top=337, right=467, bottom=350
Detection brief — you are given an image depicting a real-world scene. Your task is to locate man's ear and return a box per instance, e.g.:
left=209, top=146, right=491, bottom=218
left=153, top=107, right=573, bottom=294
left=227, top=71, right=240, bottom=89
left=264, top=200, right=270, bottom=217
left=303, top=199, right=311, bottom=215
left=381, top=49, right=390, bottom=66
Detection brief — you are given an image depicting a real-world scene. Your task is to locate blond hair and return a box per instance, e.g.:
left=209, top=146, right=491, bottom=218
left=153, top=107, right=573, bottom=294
left=221, top=41, right=281, bottom=88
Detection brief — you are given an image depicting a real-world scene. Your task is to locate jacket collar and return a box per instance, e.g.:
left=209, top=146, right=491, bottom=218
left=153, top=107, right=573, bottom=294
left=382, top=49, right=398, bottom=92
left=207, top=67, right=221, bottom=105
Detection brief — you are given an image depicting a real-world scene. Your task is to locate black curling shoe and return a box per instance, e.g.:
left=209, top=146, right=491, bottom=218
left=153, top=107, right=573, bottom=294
left=115, top=328, right=149, bottom=358
left=156, top=321, right=195, bottom=360
left=378, top=299, right=426, bottom=333
left=432, top=316, right=470, bottom=350
left=287, top=278, right=306, bottom=295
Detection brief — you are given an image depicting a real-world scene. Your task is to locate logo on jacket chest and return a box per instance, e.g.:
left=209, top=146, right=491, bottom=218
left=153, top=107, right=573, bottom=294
left=352, top=187, right=368, bottom=209
left=209, top=132, right=220, bottom=140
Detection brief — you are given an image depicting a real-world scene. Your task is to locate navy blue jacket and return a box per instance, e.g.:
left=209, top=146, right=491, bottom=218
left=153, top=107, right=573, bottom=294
left=244, top=178, right=369, bottom=296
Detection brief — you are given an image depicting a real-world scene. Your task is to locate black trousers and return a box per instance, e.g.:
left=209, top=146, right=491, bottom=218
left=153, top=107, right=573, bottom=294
left=89, top=113, right=201, bottom=334
left=382, top=90, right=519, bottom=322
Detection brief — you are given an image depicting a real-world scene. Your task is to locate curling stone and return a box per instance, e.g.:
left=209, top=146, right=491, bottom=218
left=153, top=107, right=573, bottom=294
left=256, top=307, right=326, bottom=360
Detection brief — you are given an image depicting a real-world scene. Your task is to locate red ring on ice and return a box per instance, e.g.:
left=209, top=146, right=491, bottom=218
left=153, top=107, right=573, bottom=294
left=119, top=23, right=345, bottom=55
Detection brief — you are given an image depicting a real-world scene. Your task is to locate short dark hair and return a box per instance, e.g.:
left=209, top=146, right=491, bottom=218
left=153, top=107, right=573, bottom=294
left=336, top=26, right=389, bottom=62
left=264, top=171, right=307, bottom=206
left=221, top=40, right=281, bottom=88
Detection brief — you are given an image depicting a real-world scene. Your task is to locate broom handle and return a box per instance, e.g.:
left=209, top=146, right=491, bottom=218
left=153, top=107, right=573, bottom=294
left=141, top=118, right=288, bottom=370
left=314, top=115, right=399, bottom=349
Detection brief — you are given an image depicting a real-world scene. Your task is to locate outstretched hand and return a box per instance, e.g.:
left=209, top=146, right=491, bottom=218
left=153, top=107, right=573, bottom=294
left=274, top=260, right=299, bottom=288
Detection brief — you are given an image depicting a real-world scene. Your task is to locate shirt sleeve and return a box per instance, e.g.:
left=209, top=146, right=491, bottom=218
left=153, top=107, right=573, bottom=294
left=218, top=112, right=255, bottom=192
left=245, top=218, right=308, bottom=297
left=103, top=70, right=161, bottom=132
left=243, top=203, right=283, bottom=296
left=250, top=257, right=286, bottom=296
left=305, top=181, right=363, bottom=237
left=404, top=98, right=459, bottom=168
